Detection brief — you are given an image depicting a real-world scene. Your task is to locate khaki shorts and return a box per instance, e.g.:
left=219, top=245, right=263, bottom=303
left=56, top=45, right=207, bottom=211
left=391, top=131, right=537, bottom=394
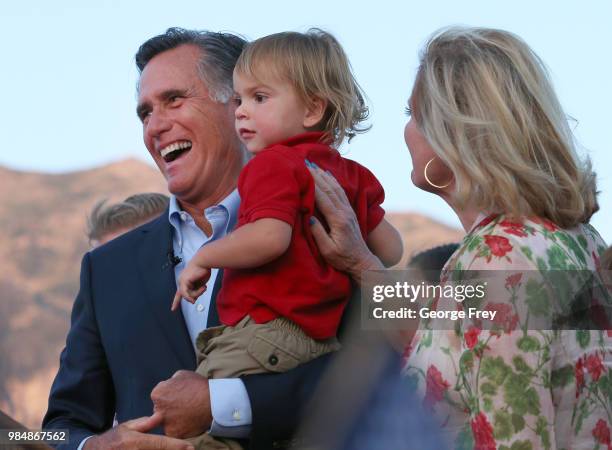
left=195, top=316, right=340, bottom=379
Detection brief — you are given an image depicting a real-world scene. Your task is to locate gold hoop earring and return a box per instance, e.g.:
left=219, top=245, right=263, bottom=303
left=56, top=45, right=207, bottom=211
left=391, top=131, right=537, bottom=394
left=424, top=158, right=451, bottom=189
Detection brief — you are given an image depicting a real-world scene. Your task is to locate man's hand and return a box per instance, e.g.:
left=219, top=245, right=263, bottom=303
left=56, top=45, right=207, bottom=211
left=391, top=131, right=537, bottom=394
left=308, top=166, right=383, bottom=283
left=172, top=263, right=211, bottom=311
left=151, top=370, right=213, bottom=438
left=83, top=414, right=194, bottom=450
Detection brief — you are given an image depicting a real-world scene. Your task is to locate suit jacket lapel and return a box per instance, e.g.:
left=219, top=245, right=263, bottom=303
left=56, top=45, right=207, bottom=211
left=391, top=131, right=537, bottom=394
left=136, top=213, right=196, bottom=369
left=206, top=268, right=223, bottom=328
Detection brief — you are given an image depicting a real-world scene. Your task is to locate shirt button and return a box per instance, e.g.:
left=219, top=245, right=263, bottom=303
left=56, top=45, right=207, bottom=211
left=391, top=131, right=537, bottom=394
left=179, top=212, right=188, bottom=221
left=268, top=355, right=278, bottom=366
left=196, top=304, right=204, bottom=312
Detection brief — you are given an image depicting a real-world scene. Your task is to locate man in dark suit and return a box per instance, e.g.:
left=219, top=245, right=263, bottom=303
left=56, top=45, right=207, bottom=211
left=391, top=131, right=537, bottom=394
left=43, top=28, right=331, bottom=450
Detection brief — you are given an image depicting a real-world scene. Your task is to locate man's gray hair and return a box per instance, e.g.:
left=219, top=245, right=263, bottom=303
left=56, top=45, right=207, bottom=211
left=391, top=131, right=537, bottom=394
left=135, top=27, right=246, bottom=103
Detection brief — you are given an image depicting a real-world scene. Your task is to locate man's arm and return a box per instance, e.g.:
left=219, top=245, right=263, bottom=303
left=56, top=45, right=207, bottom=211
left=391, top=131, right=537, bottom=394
left=43, top=253, right=115, bottom=450
left=43, top=253, right=195, bottom=450
left=242, top=353, right=334, bottom=447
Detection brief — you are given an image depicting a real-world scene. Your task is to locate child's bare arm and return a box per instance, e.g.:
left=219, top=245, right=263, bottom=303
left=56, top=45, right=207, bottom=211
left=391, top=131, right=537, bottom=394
left=172, top=218, right=292, bottom=309
left=366, top=218, right=403, bottom=267
left=195, top=218, right=292, bottom=269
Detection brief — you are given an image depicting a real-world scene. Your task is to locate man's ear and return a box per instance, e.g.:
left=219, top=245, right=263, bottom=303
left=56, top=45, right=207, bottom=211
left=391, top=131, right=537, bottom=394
left=303, top=97, right=327, bottom=129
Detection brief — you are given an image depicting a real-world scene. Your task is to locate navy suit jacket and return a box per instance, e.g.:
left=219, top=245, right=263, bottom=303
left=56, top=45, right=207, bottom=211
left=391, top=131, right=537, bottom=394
left=43, top=212, right=331, bottom=450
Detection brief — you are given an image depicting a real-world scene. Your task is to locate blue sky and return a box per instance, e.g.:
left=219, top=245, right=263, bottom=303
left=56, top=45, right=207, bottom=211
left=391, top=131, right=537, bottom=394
left=2, top=1, right=610, bottom=242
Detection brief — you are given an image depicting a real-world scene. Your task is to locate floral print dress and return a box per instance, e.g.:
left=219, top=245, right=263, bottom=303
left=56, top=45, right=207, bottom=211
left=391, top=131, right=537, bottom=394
left=402, top=214, right=611, bottom=450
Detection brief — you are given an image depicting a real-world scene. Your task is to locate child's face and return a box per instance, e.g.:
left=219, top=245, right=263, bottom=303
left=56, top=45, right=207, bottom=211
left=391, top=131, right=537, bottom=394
left=233, top=71, right=311, bottom=153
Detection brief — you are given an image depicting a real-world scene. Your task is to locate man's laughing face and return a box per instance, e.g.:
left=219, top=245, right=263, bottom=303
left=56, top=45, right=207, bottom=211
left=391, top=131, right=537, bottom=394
left=137, top=44, right=244, bottom=207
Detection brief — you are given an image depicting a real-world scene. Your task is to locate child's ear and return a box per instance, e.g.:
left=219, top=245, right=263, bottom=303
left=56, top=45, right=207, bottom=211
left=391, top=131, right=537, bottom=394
left=303, top=97, right=327, bottom=128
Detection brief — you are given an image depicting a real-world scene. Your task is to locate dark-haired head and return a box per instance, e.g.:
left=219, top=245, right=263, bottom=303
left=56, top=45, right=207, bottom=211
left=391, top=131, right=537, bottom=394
left=135, top=27, right=246, bottom=102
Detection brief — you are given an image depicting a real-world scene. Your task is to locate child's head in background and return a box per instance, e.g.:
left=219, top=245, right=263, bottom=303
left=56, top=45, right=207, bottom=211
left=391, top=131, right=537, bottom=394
left=233, top=29, right=369, bottom=153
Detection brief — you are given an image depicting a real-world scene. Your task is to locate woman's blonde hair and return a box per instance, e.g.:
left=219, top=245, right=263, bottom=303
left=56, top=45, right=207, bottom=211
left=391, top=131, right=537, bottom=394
left=234, top=29, right=369, bottom=147
left=411, top=26, right=598, bottom=228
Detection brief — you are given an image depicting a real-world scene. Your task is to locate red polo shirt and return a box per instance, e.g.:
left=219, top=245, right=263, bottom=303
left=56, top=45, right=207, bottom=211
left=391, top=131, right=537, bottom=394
left=217, top=132, right=385, bottom=339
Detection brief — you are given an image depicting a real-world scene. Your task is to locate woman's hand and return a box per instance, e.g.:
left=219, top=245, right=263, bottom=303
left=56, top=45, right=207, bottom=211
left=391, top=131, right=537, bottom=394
left=308, top=166, right=384, bottom=284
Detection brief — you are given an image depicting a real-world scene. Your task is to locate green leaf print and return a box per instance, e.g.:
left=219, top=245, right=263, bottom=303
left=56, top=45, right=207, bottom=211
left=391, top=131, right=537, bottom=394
left=546, top=245, right=569, bottom=269
left=536, top=257, right=548, bottom=272
left=480, top=382, right=497, bottom=396
left=535, top=416, right=551, bottom=450
left=525, top=279, right=550, bottom=317
left=598, top=372, right=612, bottom=405
left=465, top=234, right=483, bottom=252
left=574, top=400, right=589, bottom=434
left=556, top=232, right=587, bottom=265
left=541, top=345, right=550, bottom=364
left=459, top=350, right=474, bottom=371
left=520, top=246, right=533, bottom=261
left=494, top=410, right=514, bottom=440
left=517, top=335, right=540, bottom=352
left=577, top=234, right=588, bottom=250
left=418, top=330, right=433, bottom=349
left=511, top=414, right=525, bottom=433
left=483, top=397, right=494, bottom=412
left=481, top=356, right=512, bottom=385
left=504, top=375, right=541, bottom=416
left=576, top=330, right=590, bottom=349
left=550, top=365, right=574, bottom=388
left=512, top=355, right=532, bottom=374
left=454, top=424, right=474, bottom=450
left=499, top=441, right=533, bottom=450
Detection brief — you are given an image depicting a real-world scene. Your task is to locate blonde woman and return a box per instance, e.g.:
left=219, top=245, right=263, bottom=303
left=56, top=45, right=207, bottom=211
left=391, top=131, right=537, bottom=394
left=309, top=27, right=610, bottom=450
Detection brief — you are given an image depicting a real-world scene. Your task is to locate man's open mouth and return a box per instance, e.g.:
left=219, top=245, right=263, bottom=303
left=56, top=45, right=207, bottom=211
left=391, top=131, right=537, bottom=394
left=160, top=141, right=192, bottom=163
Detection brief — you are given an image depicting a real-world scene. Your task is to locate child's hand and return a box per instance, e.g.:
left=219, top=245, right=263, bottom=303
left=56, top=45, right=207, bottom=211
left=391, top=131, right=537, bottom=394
left=171, top=263, right=211, bottom=311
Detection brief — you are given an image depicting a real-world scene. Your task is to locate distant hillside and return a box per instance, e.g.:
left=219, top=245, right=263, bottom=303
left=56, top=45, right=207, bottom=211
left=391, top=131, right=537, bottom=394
left=0, top=159, right=168, bottom=427
left=0, top=159, right=462, bottom=428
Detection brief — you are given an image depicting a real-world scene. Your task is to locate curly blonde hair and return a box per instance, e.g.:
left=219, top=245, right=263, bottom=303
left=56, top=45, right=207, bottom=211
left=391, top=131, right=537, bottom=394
left=411, top=27, right=598, bottom=228
left=234, top=29, right=369, bottom=147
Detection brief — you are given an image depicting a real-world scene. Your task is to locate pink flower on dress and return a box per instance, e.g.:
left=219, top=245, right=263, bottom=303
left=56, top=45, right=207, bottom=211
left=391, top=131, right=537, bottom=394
left=486, top=302, right=519, bottom=334
left=423, top=365, right=450, bottom=410
left=607, top=330, right=612, bottom=338
left=593, top=250, right=601, bottom=270
left=504, top=273, right=523, bottom=289
left=400, top=341, right=413, bottom=367
left=464, top=327, right=481, bottom=350
left=575, top=357, right=585, bottom=398
left=476, top=214, right=498, bottom=229
left=499, top=219, right=528, bottom=237
left=471, top=412, right=497, bottom=450
left=531, top=216, right=559, bottom=232
left=586, top=353, right=606, bottom=381
left=484, top=235, right=513, bottom=258
left=592, top=419, right=611, bottom=447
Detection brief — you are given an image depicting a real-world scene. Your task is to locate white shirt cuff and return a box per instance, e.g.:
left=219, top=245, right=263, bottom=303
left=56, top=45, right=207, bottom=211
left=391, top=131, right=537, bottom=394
left=77, top=435, right=93, bottom=450
left=208, top=378, right=252, bottom=439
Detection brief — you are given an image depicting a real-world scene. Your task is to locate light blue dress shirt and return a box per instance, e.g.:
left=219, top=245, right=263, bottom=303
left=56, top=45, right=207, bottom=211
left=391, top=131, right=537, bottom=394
left=168, top=191, right=252, bottom=438
left=78, top=190, right=251, bottom=450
